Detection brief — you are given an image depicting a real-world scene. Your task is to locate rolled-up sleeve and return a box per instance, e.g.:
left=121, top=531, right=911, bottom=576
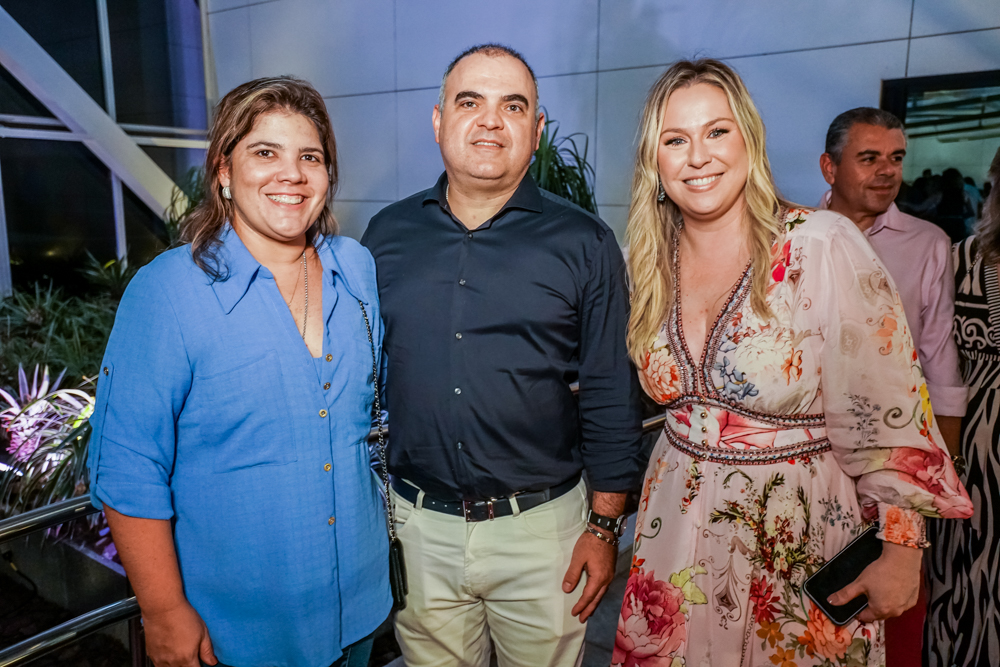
left=919, top=234, right=967, bottom=417
left=578, top=230, right=644, bottom=492
left=88, top=270, right=191, bottom=520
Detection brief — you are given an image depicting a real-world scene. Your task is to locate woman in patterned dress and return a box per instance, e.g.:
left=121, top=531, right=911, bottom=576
left=612, top=59, right=973, bottom=667
left=925, top=146, right=1000, bottom=667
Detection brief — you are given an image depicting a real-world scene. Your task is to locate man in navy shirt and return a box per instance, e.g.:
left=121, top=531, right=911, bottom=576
left=362, top=44, right=643, bottom=666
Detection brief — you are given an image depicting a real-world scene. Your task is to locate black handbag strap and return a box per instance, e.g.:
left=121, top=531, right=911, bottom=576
left=358, top=300, right=397, bottom=541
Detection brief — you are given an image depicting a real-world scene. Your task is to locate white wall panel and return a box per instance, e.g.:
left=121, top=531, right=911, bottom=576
left=734, top=41, right=908, bottom=205
left=595, top=67, right=662, bottom=207
left=326, top=93, right=397, bottom=202
left=395, top=88, right=444, bottom=199
left=207, top=0, right=249, bottom=13
left=332, top=199, right=391, bottom=241
left=906, top=28, right=1000, bottom=78
left=599, top=204, right=629, bottom=245
left=206, top=1, right=1000, bottom=245
left=249, top=0, right=394, bottom=97
left=537, top=73, right=598, bottom=158
left=395, top=0, right=599, bottom=90
left=208, top=7, right=251, bottom=95
left=598, top=0, right=912, bottom=71
left=911, top=0, right=1000, bottom=37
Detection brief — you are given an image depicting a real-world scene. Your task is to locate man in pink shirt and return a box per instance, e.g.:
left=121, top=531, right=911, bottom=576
left=818, top=107, right=967, bottom=667
left=819, top=107, right=966, bottom=449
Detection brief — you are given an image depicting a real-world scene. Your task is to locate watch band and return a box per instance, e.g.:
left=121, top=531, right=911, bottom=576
left=587, top=509, right=626, bottom=537
left=952, top=453, right=967, bottom=477
left=586, top=524, right=619, bottom=547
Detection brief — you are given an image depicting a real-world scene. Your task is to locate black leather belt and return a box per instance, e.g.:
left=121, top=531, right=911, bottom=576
left=389, top=476, right=579, bottom=522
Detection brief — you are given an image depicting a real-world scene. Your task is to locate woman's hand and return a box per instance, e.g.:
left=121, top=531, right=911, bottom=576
left=103, top=507, right=217, bottom=666
left=143, top=601, right=217, bottom=667
left=827, top=541, right=922, bottom=623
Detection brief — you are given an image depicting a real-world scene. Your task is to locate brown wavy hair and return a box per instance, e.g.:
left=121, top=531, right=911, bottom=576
left=180, top=76, right=339, bottom=279
left=625, top=59, right=788, bottom=367
left=974, top=145, right=1000, bottom=264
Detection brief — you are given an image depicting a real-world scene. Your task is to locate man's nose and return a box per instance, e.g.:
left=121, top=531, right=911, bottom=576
left=478, top=104, right=503, bottom=130
left=875, top=157, right=899, bottom=176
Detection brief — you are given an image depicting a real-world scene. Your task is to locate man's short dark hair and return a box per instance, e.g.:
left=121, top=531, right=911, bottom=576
left=438, top=43, right=540, bottom=120
left=825, top=107, right=904, bottom=164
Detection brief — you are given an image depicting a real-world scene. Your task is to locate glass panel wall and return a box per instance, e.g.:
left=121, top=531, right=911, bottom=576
left=0, top=0, right=208, bottom=296
left=1, top=0, right=106, bottom=112
left=0, top=139, right=115, bottom=290
left=883, top=71, right=1000, bottom=242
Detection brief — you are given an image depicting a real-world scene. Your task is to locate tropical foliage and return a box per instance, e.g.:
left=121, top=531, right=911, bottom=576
left=529, top=111, right=598, bottom=214
left=0, top=365, right=94, bottom=515
left=0, top=282, right=118, bottom=392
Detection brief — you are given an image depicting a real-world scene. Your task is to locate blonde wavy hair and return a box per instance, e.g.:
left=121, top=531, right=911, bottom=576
left=626, top=59, right=788, bottom=367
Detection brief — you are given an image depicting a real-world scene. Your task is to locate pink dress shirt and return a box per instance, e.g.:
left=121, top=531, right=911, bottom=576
left=820, top=191, right=967, bottom=416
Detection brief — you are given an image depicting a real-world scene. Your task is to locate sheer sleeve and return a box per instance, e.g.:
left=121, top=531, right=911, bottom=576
left=810, top=215, right=972, bottom=547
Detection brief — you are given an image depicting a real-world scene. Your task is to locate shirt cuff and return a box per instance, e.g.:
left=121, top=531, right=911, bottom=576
left=876, top=503, right=928, bottom=549
left=926, top=382, right=969, bottom=417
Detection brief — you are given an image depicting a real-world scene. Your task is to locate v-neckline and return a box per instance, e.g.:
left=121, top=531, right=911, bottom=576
left=671, top=239, right=753, bottom=394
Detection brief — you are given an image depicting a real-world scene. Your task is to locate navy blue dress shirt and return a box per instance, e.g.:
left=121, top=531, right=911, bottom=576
left=88, top=228, right=391, bottom=667
left=362, top=173, right=643, bottom=500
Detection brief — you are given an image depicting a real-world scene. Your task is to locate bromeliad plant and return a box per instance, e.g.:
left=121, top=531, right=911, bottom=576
left=0, top=364, right=94, bottom=514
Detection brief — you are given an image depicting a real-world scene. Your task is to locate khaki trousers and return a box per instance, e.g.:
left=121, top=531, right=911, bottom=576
left=391, top=479, right=589, bottom=667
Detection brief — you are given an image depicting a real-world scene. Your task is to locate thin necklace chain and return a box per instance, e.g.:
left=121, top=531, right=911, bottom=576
left=300, top=248, right=308, bottom=340
left=445, top=183, right=450, bottom=206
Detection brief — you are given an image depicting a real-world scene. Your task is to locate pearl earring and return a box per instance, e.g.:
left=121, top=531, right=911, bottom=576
left=222, top=186, right=232, bottom=200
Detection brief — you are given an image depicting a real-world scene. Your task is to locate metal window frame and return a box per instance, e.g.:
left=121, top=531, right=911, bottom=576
left=0, top=3, right=196, bottom=291
left=0, top=153, right=10, bottom=297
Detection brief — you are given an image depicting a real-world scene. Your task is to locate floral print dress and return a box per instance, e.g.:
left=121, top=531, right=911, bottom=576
left=613, top=209, right=972, bottom=667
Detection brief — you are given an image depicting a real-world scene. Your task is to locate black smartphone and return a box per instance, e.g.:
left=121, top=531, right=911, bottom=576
left=803, top=525, right=883, bottom=625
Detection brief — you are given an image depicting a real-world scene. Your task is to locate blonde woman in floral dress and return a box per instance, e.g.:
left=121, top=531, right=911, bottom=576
left=612, top=59, right=973, bottom=667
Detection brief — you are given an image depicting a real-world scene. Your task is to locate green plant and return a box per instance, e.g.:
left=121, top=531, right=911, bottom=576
left=164, top=166, right=205, bottom=245
left=0, top=365, right=94, bottom=514
left=0, top=282, right=118, bottom=390
left=529, top=112, right=598, bottom=214
left=79, top=252, right=139, bottom=299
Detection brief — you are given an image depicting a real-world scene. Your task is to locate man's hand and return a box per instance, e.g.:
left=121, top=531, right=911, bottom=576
left=562, top=529, right=616, bottom=623
left=143, top=601, right=217, bottom=667
left=827, top=541, right=922, bottom=623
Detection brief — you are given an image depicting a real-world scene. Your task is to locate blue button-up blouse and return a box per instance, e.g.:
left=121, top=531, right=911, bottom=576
left=88, top=228, right=391, bottom=667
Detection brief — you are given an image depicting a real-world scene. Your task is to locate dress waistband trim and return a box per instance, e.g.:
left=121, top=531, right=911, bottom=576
left=663, top=400, right=830, bottom=465
left=664, top=426, right=831, bottom=464
left=666, top=395, right=825, bottom=427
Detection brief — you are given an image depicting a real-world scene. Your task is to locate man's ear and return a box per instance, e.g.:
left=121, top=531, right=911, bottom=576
left=819, top=153, right=837, bottom=187
left=432, top=104, right=442, bottom=145
left=534, top=111, right=545, bottom=151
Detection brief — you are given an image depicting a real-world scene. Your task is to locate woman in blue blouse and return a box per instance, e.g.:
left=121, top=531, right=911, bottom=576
left=88, top=77, right=391, bottom=667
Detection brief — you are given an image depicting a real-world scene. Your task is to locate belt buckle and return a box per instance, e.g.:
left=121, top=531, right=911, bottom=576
left=462, top=498, right=496, bottom=522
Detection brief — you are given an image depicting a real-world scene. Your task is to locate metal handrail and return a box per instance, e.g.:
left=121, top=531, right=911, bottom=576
left=0, top=598, right=140, bottom=667
left=0, top=496, right=100, bottom=543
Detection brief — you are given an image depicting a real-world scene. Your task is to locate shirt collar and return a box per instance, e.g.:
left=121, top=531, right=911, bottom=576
left=818, top=189, right=904, bottom=236
left=210, top=225, right=366, bottom=314
left=211, top=225, right=261, bottom=314
left=869, top=203, right=906, bottom=234
left=422, top=171, right=545, bottom=219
